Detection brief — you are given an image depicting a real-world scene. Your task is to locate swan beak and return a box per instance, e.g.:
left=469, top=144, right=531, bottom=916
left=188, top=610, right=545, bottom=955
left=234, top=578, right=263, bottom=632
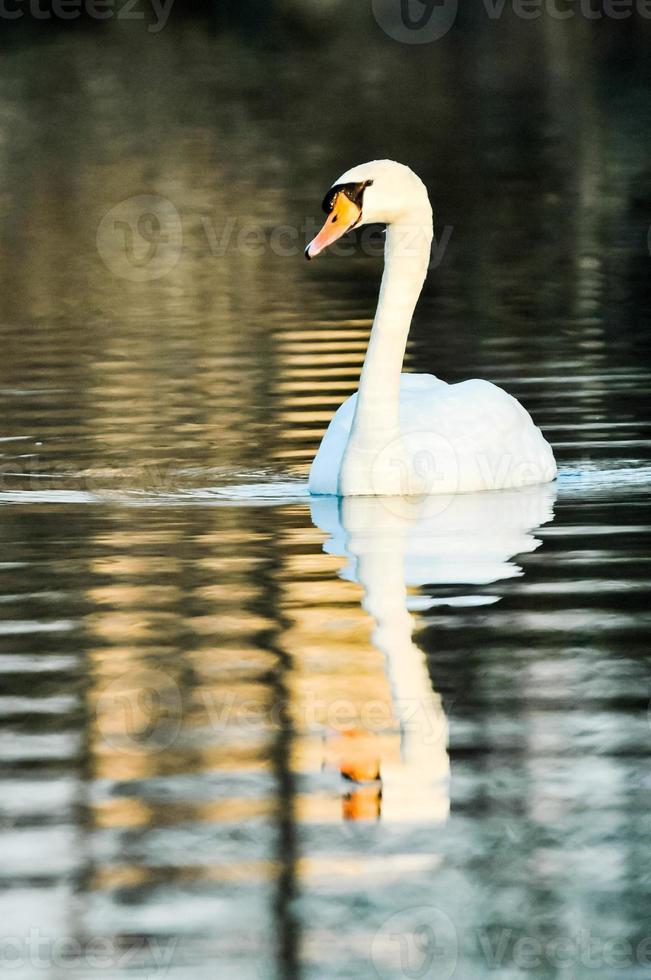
left=305, top=192, right=362, bottom=260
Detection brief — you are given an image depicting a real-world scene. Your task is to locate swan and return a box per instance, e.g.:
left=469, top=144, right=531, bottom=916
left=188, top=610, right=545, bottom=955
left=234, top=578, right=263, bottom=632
left=305, top=160, right=557, bottom=497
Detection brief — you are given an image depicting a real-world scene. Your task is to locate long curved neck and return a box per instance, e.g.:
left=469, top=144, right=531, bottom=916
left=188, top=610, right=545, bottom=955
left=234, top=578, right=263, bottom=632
left=349, top=212, right=433, bottom=447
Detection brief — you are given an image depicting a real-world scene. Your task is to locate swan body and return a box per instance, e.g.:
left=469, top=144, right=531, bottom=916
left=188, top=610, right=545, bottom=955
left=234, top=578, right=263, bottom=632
left=305, top=160, right=557, bottom=496
left=310, top=373, right=556, bottom=497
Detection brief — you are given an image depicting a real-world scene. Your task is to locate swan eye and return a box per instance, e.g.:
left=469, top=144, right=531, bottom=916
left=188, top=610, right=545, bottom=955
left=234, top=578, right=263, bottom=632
left=321, top=179, right=374, bottom=215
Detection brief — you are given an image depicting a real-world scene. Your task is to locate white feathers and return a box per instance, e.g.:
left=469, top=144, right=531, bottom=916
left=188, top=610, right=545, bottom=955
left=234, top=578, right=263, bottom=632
left=309, top=374, right=557, bottom=496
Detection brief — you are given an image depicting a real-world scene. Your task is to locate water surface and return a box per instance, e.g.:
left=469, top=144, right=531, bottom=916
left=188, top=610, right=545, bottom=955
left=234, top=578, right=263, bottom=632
left=0, top=13, right=650, bottom=980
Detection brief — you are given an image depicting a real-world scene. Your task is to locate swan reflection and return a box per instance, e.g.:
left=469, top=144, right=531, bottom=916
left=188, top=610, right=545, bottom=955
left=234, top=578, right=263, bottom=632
left=310, top=483, right=557, bottom=822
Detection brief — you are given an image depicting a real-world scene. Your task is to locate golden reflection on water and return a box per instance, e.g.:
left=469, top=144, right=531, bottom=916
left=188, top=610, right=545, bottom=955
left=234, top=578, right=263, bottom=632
left=78, top=480, right=557, bottom=958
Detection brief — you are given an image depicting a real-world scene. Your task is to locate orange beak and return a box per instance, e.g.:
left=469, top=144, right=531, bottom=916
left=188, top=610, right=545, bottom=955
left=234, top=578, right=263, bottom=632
left=305, top=192, right=362, bottom=260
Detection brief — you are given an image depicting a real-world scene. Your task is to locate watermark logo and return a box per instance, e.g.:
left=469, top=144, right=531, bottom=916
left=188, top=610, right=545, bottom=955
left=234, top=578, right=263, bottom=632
left=96, top=194, right=183, bottom=282
left=95, top=668, right=183, bottom=753
left=372, top=905, right=458, bottom=980
left=368, top=430, right=460, bottom=518
left=373, top=0, right=651, bottom=43
left=96, top=197, right=454, bottom=282
left=372, top=0, right=459, bottom=43
left=365, top=425, right=555, bottom=520
left=93, top=680, right=447, bottom=756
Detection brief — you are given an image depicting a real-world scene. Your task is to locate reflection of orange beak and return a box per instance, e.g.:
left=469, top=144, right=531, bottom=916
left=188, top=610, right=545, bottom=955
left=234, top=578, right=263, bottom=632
left=305, top=192, right=362, bottom=260
left=337, top=729, right=381, bottom=783
left=343, top=783, right=382, bottom=822
left=338, top=729, right=382, bottom=822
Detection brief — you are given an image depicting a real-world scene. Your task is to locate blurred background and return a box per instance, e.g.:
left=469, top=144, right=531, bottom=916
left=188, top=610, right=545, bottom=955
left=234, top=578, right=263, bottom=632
left=0, top=3, right=650, bottom=979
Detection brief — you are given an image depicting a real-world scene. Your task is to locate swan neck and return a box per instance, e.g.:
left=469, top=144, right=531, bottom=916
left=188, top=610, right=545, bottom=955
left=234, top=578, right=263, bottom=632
left=351, top=212, right=433, bottom=444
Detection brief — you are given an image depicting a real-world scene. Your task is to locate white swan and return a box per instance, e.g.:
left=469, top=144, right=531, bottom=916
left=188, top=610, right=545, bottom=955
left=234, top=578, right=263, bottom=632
left=305, top=160, right=557, bottom=497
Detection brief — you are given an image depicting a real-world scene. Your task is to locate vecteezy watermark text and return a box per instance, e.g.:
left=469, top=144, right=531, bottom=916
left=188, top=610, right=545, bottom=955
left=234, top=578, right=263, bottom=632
left=477, top=928, right=651, bottom=971
left=373, top=0, right=651, bottom=44
left=95, top=667, right=448, bottom=754
left=372, top=907, right=651, bottom=979
left=0, top=932, right=177, bottom=974
left=0, top=0, right=174, bottom=32
left=96, top=194, right=454, bottom=282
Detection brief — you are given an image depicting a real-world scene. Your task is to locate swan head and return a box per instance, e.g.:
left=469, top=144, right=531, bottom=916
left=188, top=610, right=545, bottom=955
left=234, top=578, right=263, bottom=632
left=305, top=159, right=431, bottom=260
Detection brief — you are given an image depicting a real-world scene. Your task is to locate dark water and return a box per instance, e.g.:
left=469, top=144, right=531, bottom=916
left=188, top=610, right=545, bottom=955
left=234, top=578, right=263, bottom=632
left=0, top=10, right=650, bottom=980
